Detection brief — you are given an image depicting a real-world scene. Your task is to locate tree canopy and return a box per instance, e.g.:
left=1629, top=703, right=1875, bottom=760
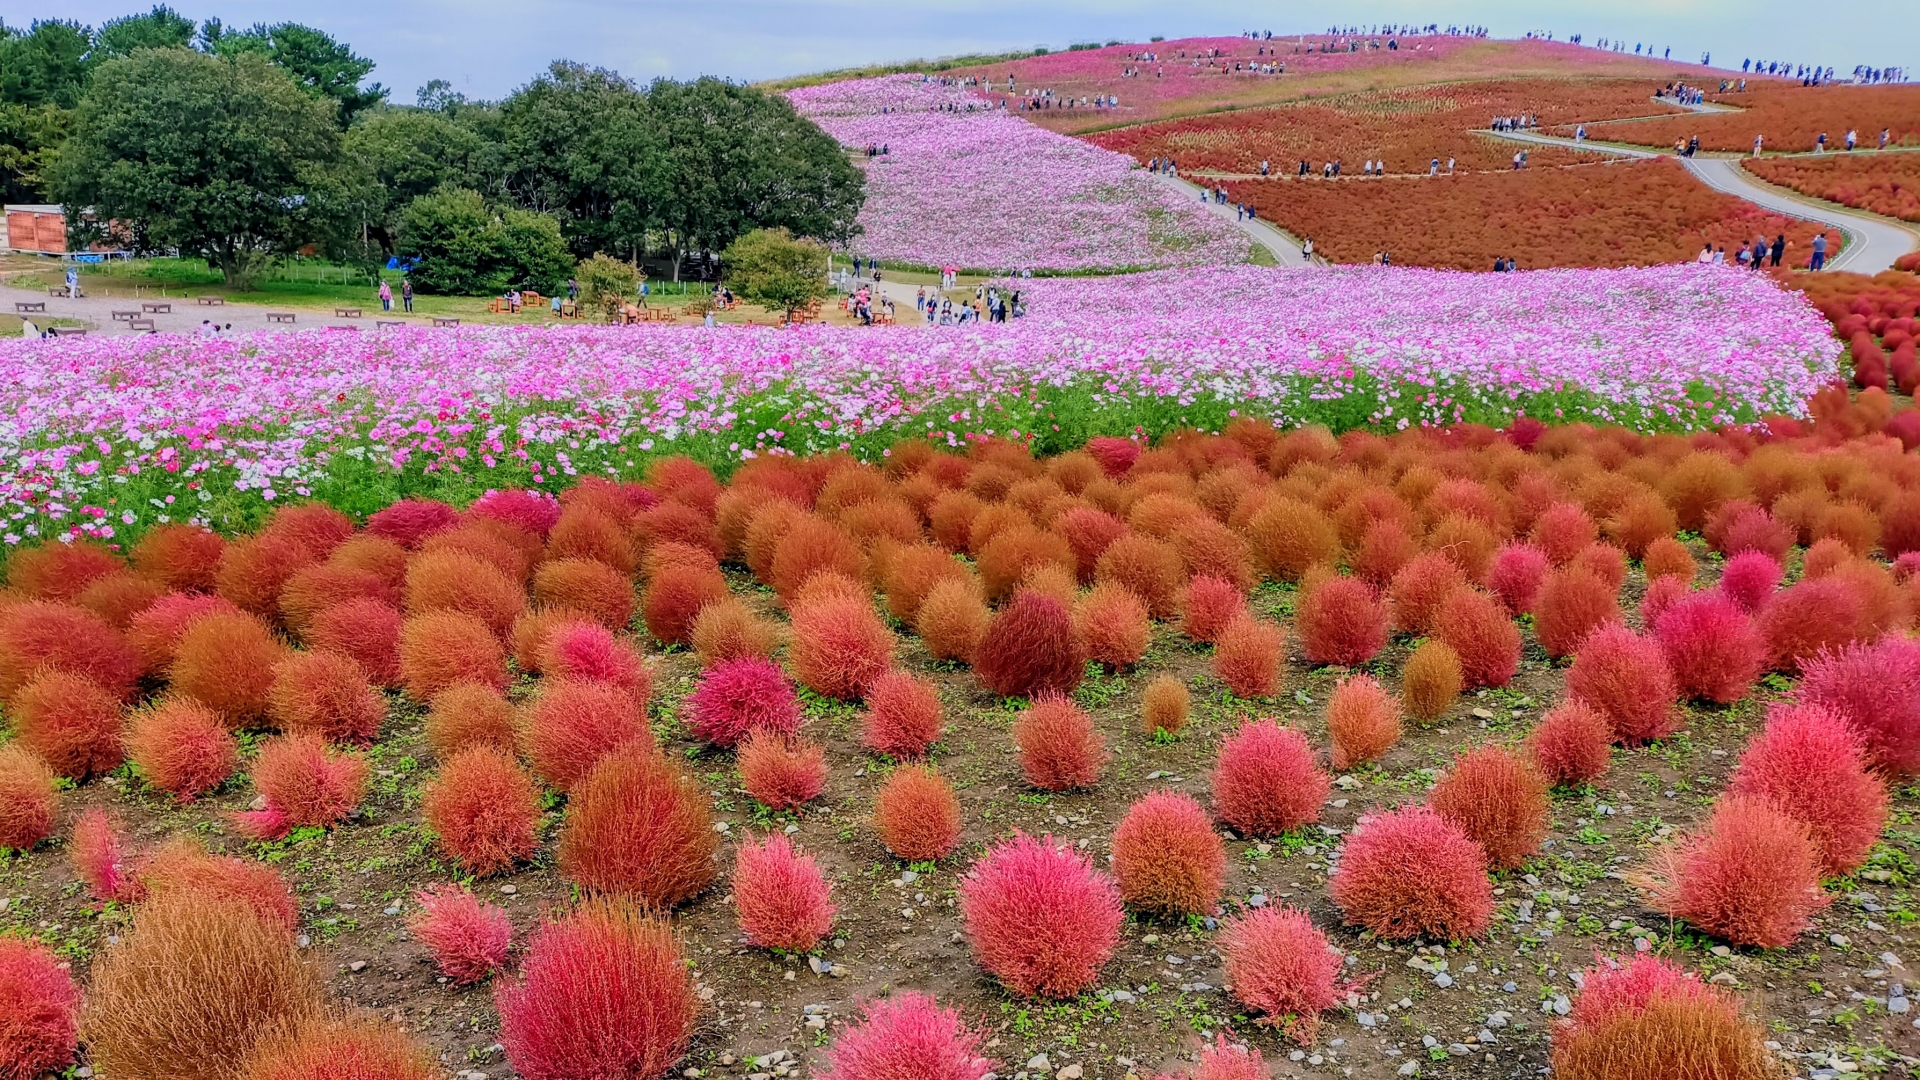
left=723, top=227, right=830, bottom=318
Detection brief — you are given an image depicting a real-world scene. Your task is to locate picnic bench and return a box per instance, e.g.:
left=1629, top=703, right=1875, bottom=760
left=112, top=310, right=140, bottom=322
left=334, top=307, right=362, bottom=318
left=128, top=318, right=156, bottom=332
left=49, top=326, right=86, bottom=337
left=431, top=316, right=460, bottom=328
left=47, top=286, right=72, bottom=297
left=265, top=312, right=296, bottom=324
left=141, top=301, right=172, bottom=314
left=197, top=296, right=225, bottom=306
left=14, top=301, right=45, bottom=314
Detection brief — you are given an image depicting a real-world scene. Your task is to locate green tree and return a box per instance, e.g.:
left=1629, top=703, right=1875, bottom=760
left=48, top=49, right=352, bottom=288
left=91, top=5, right=196, bottom=60
left=396, top=186, right=570, bottom=295
left=345, top=109, right=489, bottom=250
left=722, top=227, right=828, bottom=320
left=0, top=19, right=93, bottom=109
left=499, top=61, right=664, bottom=261
left=207, top=21, right=385, bottom=124
left=574, top=252, right=640, bottom=318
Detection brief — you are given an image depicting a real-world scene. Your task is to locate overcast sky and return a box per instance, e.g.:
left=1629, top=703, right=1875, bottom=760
left=39, top=1, right=1919, bottom=101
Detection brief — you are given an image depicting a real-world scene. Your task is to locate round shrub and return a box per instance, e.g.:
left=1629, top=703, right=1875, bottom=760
left=1387, top=553, right=1467, bottom=636
left=1527, top=700, right=1613, bottom=787
left=1652, top=591, right=1765, bottom=705
left=686, top=657, right=801, bottom=748
left=1213, top=614, right=1283, bottom=699
left=736, top=731, right=828, bottom=811
left=1401, top=639, right=1463, bottom=724
left=263, top=503, right=353, bottom=554
left=1352, top=520, right=1418, bottom=586
left=642, top=564, right=729, bottom=646
left=732, top=833, right=836, bottom=952
left=1487, top=542, right=1550, bottom=615
left=1075, top=583, right=1150, bottom=670
left=306, top=600, right=402, bottom=686
left=1054, top=506, right=1129, bottom=583
left=1093, top=533, right=1183, bottom=618
left=862, top=670, right=944, bottom=759
left=277, top=564, right=396, bottom=639
left=76, top=573, right=164, bottom=630
left=127, top=592, right=242, bottom=674
left=557, top=748, right=717, bottom=906
left=130, top=523, right=226, bottom=592
left=1218, top=906, right=1346, bottom=1044
left=215, top=531, right=320, bottom=620
left=1566, top=624, right=1678, bottom=745
left=1178, top=574, right=1245, bottom=644
left=0, top=935, right=80, bottom=1080
left=1211, top=718, right=1329, bottom=837
left=1329, top=805, right=1493, bottom=941
left=1631, top=794, right=1825, bottom=948
left=1296, top=574, right=1387, bottom=667
left=1533, top=568, right=1619, bottom=658
left=1550, top=954, right=1776, bottom=1080
left=1716, top=550, right=1781, bottom=615
left=547, top=505, right=639, bottom=575
left=975, top=589, right=1084, bottom=699
left=1246, top=498, right=1339, bottom=583
left=768, top=515, right=865, bottom=603
left=367, top=498, right=460, bottom=548
left=1327, top=674, right=1401, bottom=770
left=1435, top=588, right=1521, bottom=689
left=170, top=610, right=284, bottom=724
left=1759, top=576, right=1870, bottom=673
left=1570, top=542, right=1629, bottom=593
left=959, top=833, right=1123, bottom=998
left=137, top=841, right=299, bottom=932
left=5, top=539, right=122, bottom=601
left=1111, top=791, right=1226, bottom=917
left=0, top=600, right=141, bottom=704
left=0, top=745, right=57, bottom=851
left=267, top=650, right=385, bottom=746
left=979, top=526, right=1075, bottom=604
left=237, top=1012, right=438, bottom=1080
left=817, top=991, right=992, bottom=1080
left=423, top=746, right=541, bottom=877
left=1637, top=574, right=1689, bottom=628
left=126, top=698, right=238, bottom=802
left=689, top=597, right=782, bottom=667
left=408, top=884, right=511, bottom=985
left=1013, top=695, right=1104, bottom=791
left=883, top=544, right=975, bottom=621
left=1430, top=745, right=1550, bottom=870
left=915, top=578, right=990, bottom=662
left=789, top=593, right=894, bottom=700
left=1798, top=635, right=1920, bottom=779
left=1729, top=704, right=1888, bottom=877
left=525, top=679, right=654, bottom=791
left=1529, top=502, right=1597, bottom=565
left=329, top=534, right=412, bottom=590
left=539, top=621, right=651, bottom=703
left=1639, top=536, right=1696, bottom=582
left=874, top=765, right=962, bottom=861
left=425, top=682, right=519, bottom=758
left=403, top=549, right=525, bottom=639
left=7, top=669, right=124, bottom=779
left=1141, top=675, right=1191, bottom=736
left=398, top=612, right=507, bottom=701
left=495, top=898, right=696, bottom=1080
left=236, top=733, right=369, bottom=841
left=531, top=558, right=635, bottom=631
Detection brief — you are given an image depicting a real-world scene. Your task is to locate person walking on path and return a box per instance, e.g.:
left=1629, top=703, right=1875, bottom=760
left=1845, top=129, right=1857, bottom=152
left=1301, top=237, right=1314, bottom=261
left=1770, top=235, right=1788, bottom=267
left=1753, top=134, right=1764, bottom=157
left=1810, top=232, right=1828, bottom=270
left=401, top=279, right=414, bottom=313
left=378, top=280, right=392, bottom=312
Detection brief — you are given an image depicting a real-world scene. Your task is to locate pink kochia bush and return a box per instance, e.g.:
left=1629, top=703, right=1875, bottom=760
left=1551, top=953, right=1776, bottom=1080
left=1564, top=623, right=1678, bottom=745
left=1212, top=718, right=1330, bottom=836
left=732, top=833, right=836, bottom=953
left=408, top=883, right=512, bottom=984
left=959, top=832, right=1123, bottom=998
left=1631, top=794, right=1828, bottom=947
left=0, top=935, right=80, bottom=1080
left=1716, top=550, right=1781, bottom=615
left=1796, top=635, right=1920, bottom=779
left=1154, top=1037, right=1267, bottom=1080
left=1527, top=700, right=1612, bottom=786
left=70, top=808, right=146, bottom=904
left=1329, top=806, right=1493, bottom=941
left=686, top=657, right=803, bottom=748
left=817, top=992, right=994, bottom=1080
left=1219, top=905, right=1350, bottom=1044
left=1652, top=591, right=1765, bottom=705
left=1729, top=703, right=1888, bottom=877
left=1488, top=541, right=1550, bottom=614
left=1295, top=574, right=1387, bottom=667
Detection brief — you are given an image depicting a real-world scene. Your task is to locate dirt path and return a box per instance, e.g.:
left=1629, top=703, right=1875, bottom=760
left=3, top=280, right=427, bottom=336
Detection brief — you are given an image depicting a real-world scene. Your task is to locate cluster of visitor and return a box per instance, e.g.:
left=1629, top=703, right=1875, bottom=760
left=1491, top=256, right=1520, bottom=272
left=1696, top=234, right=1803, bottom=269
left=375, top=278, right=415, bottom=313
left=1019, top=89, right=1119, bottom=110
left=1490, top=114, right=1538, bottom=132
left=862, top=144, right=890, bottom=157
left=913, top=285, right=1020, bottom=325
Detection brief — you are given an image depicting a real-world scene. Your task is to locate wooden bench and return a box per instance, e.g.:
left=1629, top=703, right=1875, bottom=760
left=128, top=318, right=156, bottom=332
left=197, top=296, right=225, bottom=306
left=141, top=301, right=172, bottom=314
left=14, top=301, right=45, bottom=314
left=48, top=286, right=70, bottom=297
left=376, top=320, right=406, bottom=328
left=265, top=312, right=296, bottom=324
left=431, top=316, right=460, bottom=328
left=334, top=307, right=362, bottom=318
left=112, top=310, right=140, bottom=322
left=49, top=326, right=86, bottom=337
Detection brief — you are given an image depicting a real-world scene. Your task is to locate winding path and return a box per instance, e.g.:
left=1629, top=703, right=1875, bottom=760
left=1482, top=129, right=1920, bottom=274
left=1151, top=171, right=1313, bottom=267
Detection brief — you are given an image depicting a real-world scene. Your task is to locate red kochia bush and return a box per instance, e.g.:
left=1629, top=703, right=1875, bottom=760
left=1178, top=574, right=1245, bottom=644
left=495, top=898, right=696, bottom=1080
left=1329, top=805, right=1493, bottom=941
left=642, top=564, right=729, bottom=646
left=1652, top=591, right=1765, bottom=705
left=5, top=539, right=121, bottom=601
left=1075, top=583, right=1150, bottom=670
left=789, top=593, right=894, bottom=700
left=398, top=612, right=507, bottom=700
left=817, top=991, right=993, bottom=1080
left=125, top=698, right=238, bottom=801
left=306, top=599, right=403, bottom=686
left=862, top=670, right=944, bottom=759
left=874, top=765, right=963, bottom=860
left=1637, top=574, right=1689, bottom=628
left=1565, top=624, right=1678, bottom=745
left=1219, top=906, right=1347, bottom=1044
left=1730, top=703, right=1887, bottom=877
left=686, top=657, right=802, bottom=747
left=1436, top=588, right=1521, bottom=688
left=1212, top=718, right=1330, bottom=836
left=732, top=833, right=836, bottom=952
left=1533, top=568, right=1620, bottom=658
left=137, top=839, right=300, bottom=931
left=531, top=558, right=635, bottom=632
left=975, top=589, right=1084, bottom=699
left=170, top=610, right=284, bottom=724
left=1760, top=576, right=1870, bottom=673
left=1550, top=954, right=1777, bottom=1080
left=558, top=748, right=718, bottom=906
left=267, top=650, right=385, bottom=745
left=1631, top=794, right=1827, bottom=947
left=959, top=832, right=1123, bottom=998
left=0, top=600, right=141, bottom=703
left=736, top=731, right=828, bottom=810
left=234, top=733, right=369, bottom=840
left=71, top=807, right=146, bottom=904
left=127, top=592, right=242, bottom=673
left=277, top=563, right=395, bottom=637
left=408, top=883, right=512, bottom=985
left=404, top=550, right=525, bottom=639
left=1527, top=700, right=1613, bottom=786
left=1296, top=574, right=1387, bottom=667
left=1798, top=635, right=1920, bottom=778
left=1387, top=553, right=1467, bottom=636
left=1430, top=745, right=1550, bottom=870
left=1013, top=695, right=1104, bottom=791
left=1326, top=674, right=1402, bottom=769
left=1529, top=502, right=1597, bottom=565
left=1213, top=615, right=1283, bottom=698
left=130, top=523, right=226, bottom=592
left=1716, top=551, right=1781, bottom=615
left=1110, top=791, right=1226, bottom=916
left=367, top=498, right=460, bottom=548
left=540, top=621, right=651, bottom=704
left=237, top=1014, right=440, bottom=1080
left=76, top=573, right=163, bottom=630
left=423, top=746, right=542, bottom=876
left=0, top=935, right=80, bottom=1080
left=1054, top=506, right=1129, bottom=583
left=0, top=745, right=57, bottom=851
left=526, top=679, right=654, bottom=791
left=215, top=530, right=319, bottom=619
left=1488, top=541, right=1550, bottom=616
left=7, top=670, right=124, bottom=779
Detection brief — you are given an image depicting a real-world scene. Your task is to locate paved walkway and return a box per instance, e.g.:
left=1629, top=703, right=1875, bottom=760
left=3, top=281, right=422, bottom=336
left=1151, top=171, right=1313, bottom=267
left=1481, top=129, right=1919, bottom=274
